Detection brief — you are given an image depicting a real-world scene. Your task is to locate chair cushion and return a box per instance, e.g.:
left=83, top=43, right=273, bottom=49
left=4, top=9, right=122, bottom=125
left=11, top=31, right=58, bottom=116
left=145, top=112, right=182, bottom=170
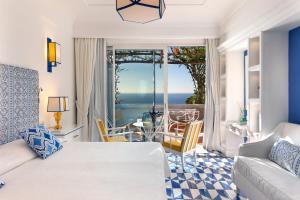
left=107, top=136, right=128, bottom=142
left=162, top=138, right=182, bottom=152
left=269, top=138, right=300, bottom=176
left=21, top=126, right=63, bottom=159
left=234, top=156, right=300, bottom=200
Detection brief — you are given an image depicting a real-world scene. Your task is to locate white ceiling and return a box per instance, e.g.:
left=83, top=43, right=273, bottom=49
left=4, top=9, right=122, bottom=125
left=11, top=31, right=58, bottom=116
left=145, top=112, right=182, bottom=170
left=271, top=12, right=300, bottom=31
left=74, top=0, right=247, bottom=38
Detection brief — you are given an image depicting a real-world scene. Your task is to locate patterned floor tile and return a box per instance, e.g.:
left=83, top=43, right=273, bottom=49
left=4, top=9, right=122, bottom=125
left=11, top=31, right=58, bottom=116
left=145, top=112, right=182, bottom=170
left=165, top=151, right=248, bottom=200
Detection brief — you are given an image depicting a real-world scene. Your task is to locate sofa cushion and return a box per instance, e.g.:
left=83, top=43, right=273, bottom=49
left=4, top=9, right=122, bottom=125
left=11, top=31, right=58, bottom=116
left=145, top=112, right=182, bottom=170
left=233, top=156, right=300, bottom=200
left=269, top=139, right=300, bottom=176
left=279, top=123, right=300, bottom=146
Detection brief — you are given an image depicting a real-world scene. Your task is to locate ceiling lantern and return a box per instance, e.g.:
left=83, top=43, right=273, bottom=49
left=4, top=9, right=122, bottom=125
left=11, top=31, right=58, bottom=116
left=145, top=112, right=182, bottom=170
left=116, top=0, right=166, bottom=24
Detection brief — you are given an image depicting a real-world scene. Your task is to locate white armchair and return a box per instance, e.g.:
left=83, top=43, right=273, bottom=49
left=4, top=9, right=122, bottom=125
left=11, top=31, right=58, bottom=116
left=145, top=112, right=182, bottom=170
left=233, top=123, right=300, bottom=200
left=238, top=128, right=280, bottom=158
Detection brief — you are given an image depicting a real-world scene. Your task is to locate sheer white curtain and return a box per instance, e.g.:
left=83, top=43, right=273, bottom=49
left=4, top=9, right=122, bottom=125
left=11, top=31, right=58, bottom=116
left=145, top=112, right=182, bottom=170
left=75, top=38, right=97, bottom=141
left=75, top=38, right=107, bottom=142
left=203, top=39, right=221, bottom=151
left=88, top=39, right=107, bottom=142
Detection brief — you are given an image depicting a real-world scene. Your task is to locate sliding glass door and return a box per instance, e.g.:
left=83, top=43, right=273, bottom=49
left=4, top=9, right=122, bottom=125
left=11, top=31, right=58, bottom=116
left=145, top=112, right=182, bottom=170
left=167, top=46, right=205, bottom=135
left=108, top=48, right=167, bottom=128
left=107, top=45, right=205, bottom=137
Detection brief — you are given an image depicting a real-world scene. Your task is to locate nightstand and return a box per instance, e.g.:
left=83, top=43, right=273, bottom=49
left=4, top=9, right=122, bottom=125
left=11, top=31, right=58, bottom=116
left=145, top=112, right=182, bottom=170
left=49, top=124, right=84, bottom=143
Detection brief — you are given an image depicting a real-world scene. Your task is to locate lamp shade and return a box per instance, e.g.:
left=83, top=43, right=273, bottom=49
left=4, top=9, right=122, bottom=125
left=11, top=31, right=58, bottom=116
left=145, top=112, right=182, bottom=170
left=47, top=97, right=69, bottom=112
left=116, top=0, right=166, bottom=24
left=48, top=42, right=61, bottom=65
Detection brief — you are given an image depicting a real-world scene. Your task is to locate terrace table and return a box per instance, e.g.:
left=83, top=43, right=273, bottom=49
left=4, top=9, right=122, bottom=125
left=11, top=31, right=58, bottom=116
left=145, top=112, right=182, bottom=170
left=133, top=121, right=157, bottom=142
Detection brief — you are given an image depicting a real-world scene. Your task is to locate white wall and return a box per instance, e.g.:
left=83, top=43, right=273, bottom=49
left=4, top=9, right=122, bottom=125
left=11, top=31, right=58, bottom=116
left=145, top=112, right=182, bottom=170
left=261, top=31, right=289, bottom=134
left=226, top=51, right=244, bottom=121
left=0, top=0, right=82, bottom=127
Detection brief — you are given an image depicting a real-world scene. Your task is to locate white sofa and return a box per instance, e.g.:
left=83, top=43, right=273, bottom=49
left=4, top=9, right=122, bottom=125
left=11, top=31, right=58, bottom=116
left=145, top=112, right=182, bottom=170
left=232, top=123, right=300, bottom=200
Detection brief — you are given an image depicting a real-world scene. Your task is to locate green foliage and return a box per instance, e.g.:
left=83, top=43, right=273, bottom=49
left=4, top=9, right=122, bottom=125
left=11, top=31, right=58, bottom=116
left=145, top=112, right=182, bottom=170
left=185, top=95, right=197, bottom=104
left=113, top=47, right=206, bottom=105
left=169, top=47, right=206, bottom=104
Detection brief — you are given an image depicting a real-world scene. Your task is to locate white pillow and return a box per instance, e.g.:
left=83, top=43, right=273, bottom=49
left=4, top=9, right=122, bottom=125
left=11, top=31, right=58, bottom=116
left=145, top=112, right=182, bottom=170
left=0, top=139, right=37, bottom=175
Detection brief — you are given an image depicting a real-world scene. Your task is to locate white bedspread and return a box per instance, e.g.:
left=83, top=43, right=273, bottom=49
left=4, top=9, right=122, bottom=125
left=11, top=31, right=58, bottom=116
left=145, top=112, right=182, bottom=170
left=0, top=142, right=168, bottom=200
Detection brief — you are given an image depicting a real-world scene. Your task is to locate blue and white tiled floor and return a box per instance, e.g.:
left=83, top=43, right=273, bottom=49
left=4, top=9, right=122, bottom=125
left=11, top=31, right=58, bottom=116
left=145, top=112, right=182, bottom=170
left=165, top=149, right=247, bottom=200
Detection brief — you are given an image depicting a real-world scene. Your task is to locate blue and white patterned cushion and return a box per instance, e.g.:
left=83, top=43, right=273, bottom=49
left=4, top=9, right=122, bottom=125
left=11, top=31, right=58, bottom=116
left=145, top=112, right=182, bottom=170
left=0, top=180, right=5, bottom=189
left=269, top=138, right=300, bottom=176
left=21, top=126, right=63, bottom=159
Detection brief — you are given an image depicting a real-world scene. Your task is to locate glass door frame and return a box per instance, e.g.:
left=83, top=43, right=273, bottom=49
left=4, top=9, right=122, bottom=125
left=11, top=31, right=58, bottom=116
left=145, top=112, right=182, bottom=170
left=111, top=44, right=169, bottom=131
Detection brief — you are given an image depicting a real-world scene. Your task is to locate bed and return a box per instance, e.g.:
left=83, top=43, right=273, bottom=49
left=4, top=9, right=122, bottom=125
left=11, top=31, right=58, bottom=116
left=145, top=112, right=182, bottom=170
left=0, top=64, right=168, bottom=200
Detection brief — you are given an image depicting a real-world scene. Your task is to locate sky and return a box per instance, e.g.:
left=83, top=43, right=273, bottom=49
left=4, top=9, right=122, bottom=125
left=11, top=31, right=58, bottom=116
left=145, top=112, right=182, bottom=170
left=118, top=63, right=194, bottom=94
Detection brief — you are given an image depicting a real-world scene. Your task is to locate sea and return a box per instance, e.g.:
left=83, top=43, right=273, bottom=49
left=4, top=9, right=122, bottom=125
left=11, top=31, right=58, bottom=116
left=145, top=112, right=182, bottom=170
left=115, top=93, right=193, bottom=126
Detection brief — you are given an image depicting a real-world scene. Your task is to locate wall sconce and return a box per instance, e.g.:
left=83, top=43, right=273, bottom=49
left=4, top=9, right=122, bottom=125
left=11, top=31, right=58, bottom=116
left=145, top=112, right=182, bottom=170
left=47, top=38, right=61, bottom=73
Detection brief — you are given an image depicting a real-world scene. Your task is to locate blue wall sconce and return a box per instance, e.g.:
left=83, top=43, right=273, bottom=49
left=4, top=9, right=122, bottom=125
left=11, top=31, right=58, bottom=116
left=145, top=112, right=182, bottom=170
left=47, top=38, right=61, bottom=72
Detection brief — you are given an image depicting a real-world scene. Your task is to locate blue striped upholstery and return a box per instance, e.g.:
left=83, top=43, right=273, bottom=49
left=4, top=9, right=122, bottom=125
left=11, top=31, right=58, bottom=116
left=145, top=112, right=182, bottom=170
left=21, top=126, right=63, bottom=159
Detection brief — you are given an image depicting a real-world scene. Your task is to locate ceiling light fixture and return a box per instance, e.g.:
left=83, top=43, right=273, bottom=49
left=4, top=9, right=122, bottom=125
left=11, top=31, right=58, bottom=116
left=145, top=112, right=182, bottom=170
left=116, top=0, right=166, bottom=24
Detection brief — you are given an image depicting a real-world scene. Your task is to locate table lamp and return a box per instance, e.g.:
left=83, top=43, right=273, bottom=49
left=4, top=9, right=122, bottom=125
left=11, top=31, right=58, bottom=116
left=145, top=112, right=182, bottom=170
left=47, top=96, right=69, bottom=130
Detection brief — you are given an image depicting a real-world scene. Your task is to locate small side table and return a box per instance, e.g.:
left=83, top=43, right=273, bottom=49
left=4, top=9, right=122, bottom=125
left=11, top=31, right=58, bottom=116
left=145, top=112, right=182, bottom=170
left=224, top=122, right=261, bottom=157
left=49, top=124, right=84, bottom=143
left=133, top=121, right=156, bottom=142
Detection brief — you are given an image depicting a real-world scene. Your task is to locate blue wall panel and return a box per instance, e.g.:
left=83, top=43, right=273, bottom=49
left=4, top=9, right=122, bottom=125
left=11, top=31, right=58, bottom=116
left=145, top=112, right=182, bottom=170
left=289, top=27, right=300, bottom=124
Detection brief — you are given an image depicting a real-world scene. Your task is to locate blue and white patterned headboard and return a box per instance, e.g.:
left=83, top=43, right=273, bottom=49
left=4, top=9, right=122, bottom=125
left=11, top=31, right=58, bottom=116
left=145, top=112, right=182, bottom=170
left=0, top=64, right=39, bottom=145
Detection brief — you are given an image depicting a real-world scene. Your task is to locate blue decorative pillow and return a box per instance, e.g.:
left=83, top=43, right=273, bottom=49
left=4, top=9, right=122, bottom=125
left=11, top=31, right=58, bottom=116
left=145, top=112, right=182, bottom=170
left=269, top=138, right=300, bottom=176
left=0, top=180, right=5, bottom=189
left=21, top=126, right=63, bottom=159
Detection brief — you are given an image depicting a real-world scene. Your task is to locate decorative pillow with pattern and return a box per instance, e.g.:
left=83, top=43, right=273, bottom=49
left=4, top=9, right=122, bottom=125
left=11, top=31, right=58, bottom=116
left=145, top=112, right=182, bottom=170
left=0, top=180, right=5, bottom=189
left=21, top=126, right=63, bottom=159
left=269, top=138, right=300, bottom=176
